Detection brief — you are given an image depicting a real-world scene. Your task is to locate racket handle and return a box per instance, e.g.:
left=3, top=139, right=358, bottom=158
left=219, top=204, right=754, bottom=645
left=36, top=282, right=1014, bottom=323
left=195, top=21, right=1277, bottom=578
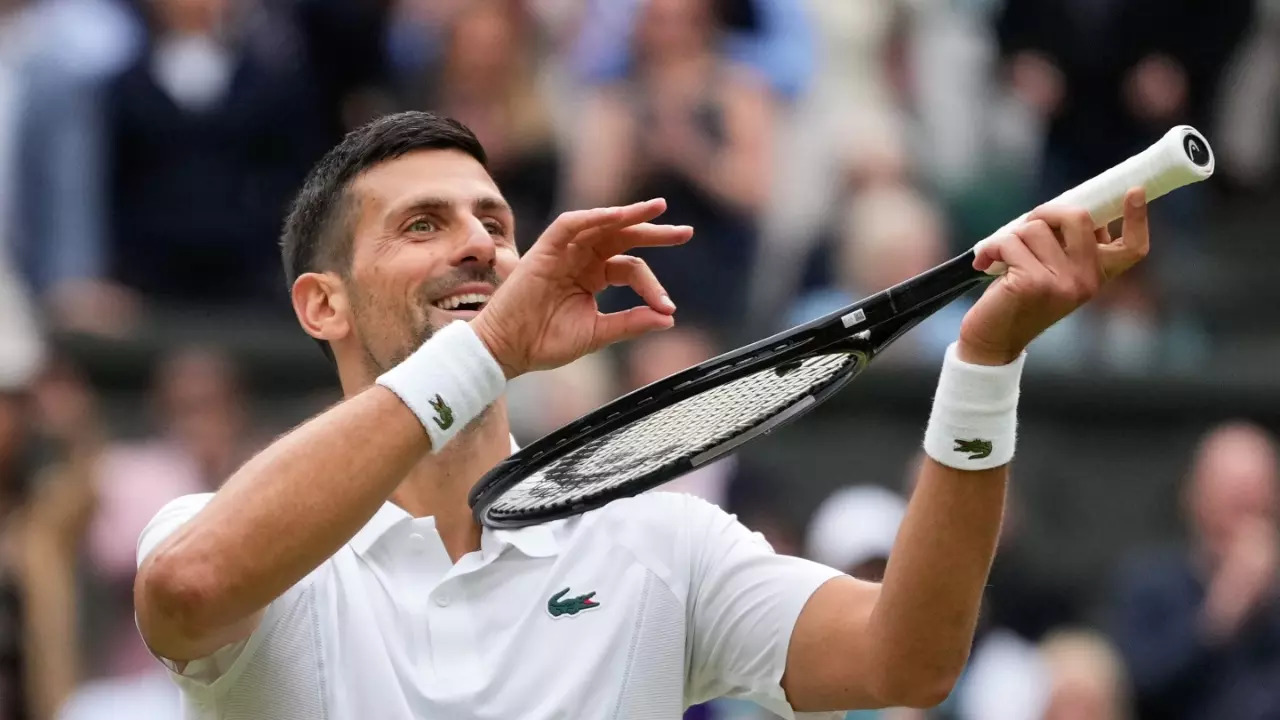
left=975, top=125, right=1215, bottom=275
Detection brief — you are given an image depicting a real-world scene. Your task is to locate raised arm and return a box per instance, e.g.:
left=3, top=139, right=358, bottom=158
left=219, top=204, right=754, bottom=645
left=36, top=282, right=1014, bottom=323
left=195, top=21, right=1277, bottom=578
left=134, top=200, right=690, bottom=664
left=782, top=190, right=1152, bottom=711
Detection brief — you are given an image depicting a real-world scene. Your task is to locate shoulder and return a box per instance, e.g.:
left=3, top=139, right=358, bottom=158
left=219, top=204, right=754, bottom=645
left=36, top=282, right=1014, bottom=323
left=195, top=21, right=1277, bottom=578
left=587, top=490, right=744, bottom=539
left=565, top=491, right=774, bottom=590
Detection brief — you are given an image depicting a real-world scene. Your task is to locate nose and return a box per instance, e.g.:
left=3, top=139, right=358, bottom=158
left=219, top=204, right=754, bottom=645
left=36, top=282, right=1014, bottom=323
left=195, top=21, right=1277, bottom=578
left=452, top=216, right=497, bottom=268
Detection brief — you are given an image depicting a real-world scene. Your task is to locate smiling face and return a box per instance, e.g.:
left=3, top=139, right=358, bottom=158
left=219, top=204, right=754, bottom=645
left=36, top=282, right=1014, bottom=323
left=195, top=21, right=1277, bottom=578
left=337, top=149, right=519, bottom=375
left=287, top=145, right=518, bottom=382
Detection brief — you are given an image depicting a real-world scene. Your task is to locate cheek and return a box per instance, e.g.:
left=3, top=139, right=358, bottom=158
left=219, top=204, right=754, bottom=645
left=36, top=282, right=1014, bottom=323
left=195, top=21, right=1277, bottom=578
left=496, top=249, right=520, bottom=282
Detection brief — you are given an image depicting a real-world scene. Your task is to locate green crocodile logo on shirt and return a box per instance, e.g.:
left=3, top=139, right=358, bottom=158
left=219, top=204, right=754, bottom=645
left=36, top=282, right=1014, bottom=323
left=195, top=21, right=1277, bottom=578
left=547, top=588, right=600, bottom=618
left=953, top=438, right=993, bottom=460
left=429, top=394, right=454, bottom=430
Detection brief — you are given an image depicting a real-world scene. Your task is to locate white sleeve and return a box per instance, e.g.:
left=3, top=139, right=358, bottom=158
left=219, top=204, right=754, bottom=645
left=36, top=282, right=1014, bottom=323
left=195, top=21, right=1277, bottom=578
left=135, top=493, right=302, bottom=688
left=680, top=495, right=845, bottom=720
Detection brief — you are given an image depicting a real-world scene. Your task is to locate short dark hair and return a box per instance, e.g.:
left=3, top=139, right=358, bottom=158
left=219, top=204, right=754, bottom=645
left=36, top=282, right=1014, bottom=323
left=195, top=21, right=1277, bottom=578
left=280, top=111, right=488, bottom=360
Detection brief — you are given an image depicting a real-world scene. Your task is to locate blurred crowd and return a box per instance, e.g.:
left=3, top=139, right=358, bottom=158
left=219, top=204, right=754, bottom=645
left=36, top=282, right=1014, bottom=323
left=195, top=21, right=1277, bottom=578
left=2, top=0, right=1280, bottom=717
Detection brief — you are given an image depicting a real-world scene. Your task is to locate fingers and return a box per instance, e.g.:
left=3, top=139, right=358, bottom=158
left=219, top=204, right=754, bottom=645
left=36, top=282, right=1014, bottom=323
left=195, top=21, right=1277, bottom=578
left=591, top=255, right=679, bottom=350
left=1097, top=188, right=1150, bottom=279
left=974, top=231, right=1041, bottom=274
left=1011, top=217, right=1070, bottom=271
left=1024, top=203, right=1098, bottom=268
left=603, top=255, right=676, bottom=315
left=591, top=307, right=676, bottom=350
left=594, top=223, right=694, bottom=259
left=539, top=199, right=669, bottom=251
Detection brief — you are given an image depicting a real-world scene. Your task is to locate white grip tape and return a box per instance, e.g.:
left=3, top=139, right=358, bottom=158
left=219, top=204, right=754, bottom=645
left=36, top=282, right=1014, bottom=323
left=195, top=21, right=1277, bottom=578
left=923, top=343, right=1026, bottom=471
left=977, top=125, right=1215, bottom=275
left=375, top=321, right=506, bottom=452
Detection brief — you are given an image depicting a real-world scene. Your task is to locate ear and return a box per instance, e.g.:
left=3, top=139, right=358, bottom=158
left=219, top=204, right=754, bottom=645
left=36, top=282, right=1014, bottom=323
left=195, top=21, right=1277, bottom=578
left=291, top=272, right=351, bottom=346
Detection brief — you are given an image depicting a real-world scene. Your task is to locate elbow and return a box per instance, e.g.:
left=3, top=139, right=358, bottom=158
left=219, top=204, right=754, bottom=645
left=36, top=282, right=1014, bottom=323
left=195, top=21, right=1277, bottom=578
left=872, top=660, right=965, bottom=710
left=136, top=548, right=223, bottom=643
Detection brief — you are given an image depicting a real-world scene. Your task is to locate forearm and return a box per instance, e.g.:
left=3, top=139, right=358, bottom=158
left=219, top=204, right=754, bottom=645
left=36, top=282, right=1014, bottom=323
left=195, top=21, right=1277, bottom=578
left=868, top=461, right=1006, bottom=693
left=868, top=340, right=1020, bottom=697
left=137, top=386, right=430, bottom=652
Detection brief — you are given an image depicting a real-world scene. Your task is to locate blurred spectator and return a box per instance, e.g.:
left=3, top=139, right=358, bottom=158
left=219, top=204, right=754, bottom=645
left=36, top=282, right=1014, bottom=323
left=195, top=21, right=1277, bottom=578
left=804, top=484, right=905, bottom=583
left=570, top=0, right=815, bottom=100
left=1214, top=0, right=1280, bottom=190
left=3, top=0, right=142, bottom=338
left=786, top=184, right=968, bottom=365
left=568, top=0, right=777, bottom=334
left=76, top=346, right=253, bottom=681
left=0, top=264, right=45, bottom=402
left=26, top=357, right=182, bottom=719
left=291, top=0, right=393, bottom=137
left=101, top=0, right=330, bottom=306
left=389, top=0, right=561, bottom=252
left=1108, top=420, right=1280, bottom=720
left=995, top=0, right=1253, bottom=200
left=1038, top=629, right=1132, bottom=720
left=507, top=351, right=618, bottom=441
left=745, top=0, right=913, bottom=334
left=0, top=340, right=105, bottom=720
left=995, top=0, right=1253, bottom=364
left=0, top=390, right=87, bottom=720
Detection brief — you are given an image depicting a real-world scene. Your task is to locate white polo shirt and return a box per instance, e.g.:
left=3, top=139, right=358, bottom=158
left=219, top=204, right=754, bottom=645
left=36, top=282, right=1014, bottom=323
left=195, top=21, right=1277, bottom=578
left=137, top=490, right=844, bottom=719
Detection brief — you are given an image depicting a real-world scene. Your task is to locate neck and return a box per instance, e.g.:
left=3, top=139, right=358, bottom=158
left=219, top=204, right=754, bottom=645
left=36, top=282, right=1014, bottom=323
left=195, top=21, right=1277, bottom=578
left=337, top=352, right=512, bottom=562
left=391, top=401, right=511, bottom=562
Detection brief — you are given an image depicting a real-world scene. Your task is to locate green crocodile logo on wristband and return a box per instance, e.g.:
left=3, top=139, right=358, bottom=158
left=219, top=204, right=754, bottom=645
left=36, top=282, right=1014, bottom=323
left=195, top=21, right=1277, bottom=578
left=954, top=438, right=993, bottom=460
left=429, top=394, right=455, bottom=430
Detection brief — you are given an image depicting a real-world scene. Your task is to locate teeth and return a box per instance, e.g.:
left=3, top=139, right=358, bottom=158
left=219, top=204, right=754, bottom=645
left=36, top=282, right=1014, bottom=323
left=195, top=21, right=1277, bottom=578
left=433, top=292, right=491, bottom=310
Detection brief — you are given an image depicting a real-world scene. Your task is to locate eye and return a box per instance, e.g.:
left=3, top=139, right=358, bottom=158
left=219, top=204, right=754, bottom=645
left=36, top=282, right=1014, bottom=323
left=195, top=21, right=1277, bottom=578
left=482, top=219, right=507, bottom=237
left=408, top=218, right=438, bottom=233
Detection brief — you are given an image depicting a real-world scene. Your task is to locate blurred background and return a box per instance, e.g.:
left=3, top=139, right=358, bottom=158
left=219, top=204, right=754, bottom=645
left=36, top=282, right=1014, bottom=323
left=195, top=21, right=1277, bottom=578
left=2, top=0, right=1280, bottom=717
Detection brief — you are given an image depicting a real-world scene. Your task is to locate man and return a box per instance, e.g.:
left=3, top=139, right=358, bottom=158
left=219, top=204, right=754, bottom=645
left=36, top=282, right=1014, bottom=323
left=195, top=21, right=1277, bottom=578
left=1108, top=421, right=1280, bottom=720
left=133, top=111, right=1152, bottom=718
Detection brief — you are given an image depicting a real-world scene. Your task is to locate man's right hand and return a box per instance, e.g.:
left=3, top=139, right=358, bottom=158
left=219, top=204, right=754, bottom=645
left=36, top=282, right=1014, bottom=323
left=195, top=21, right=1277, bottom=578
left=471, top=199, right=692, bottom=378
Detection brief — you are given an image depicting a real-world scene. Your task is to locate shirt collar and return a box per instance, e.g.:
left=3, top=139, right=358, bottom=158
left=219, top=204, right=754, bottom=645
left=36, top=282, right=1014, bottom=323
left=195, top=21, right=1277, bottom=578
left=349, top=501, right=413, bottom=555
left=487, top=432, right=559, bottom=557
left=350, top=503, right=560, bottom=559
left=487, top=523, right=560, bottom=559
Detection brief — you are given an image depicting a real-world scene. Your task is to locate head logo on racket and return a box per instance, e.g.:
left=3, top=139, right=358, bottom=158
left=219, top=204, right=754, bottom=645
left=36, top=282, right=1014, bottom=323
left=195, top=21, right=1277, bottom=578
left=953, top=438, right=993, bottom=461
left=1183, top=133, right=1211, bottom=168
left=547, top=587, right=600, bottom=618
left=429, top=395, right=454, bottom=431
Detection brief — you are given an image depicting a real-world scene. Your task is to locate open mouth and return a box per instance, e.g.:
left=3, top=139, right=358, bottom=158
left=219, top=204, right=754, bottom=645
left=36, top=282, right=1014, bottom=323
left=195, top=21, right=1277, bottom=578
left=432, top=292, right=492, bottom=314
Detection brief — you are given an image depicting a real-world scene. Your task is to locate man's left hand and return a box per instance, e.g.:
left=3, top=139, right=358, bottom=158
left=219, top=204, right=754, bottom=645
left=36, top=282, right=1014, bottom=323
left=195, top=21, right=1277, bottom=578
left=959, top=187, right=1151, bottom=366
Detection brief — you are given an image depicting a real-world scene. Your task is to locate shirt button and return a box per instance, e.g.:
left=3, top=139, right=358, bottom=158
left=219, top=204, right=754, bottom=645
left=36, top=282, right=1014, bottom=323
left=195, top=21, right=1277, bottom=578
left=435, top=594, right=451, bottom=607
left=409, top=533, right=426, bottom=550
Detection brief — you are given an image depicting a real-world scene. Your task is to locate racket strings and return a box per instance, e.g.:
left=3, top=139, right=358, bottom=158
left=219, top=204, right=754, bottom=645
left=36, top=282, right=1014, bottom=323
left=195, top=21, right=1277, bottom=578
left=487, top=353, right=857, bottom=517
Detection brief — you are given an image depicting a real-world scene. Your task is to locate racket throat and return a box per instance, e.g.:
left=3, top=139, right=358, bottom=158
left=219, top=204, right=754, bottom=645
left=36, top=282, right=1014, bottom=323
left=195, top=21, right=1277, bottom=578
left=689, top=395, right=818, bottom=469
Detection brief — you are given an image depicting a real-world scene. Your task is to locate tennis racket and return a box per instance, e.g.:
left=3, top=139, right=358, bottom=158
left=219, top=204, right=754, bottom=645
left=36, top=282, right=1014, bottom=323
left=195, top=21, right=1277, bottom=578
left=470, top=125, right=1215, bottom=529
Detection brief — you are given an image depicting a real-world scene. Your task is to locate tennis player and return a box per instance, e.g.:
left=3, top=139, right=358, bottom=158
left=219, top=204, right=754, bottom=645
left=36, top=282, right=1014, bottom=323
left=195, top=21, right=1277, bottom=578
left=134, top=111, right=1151, bottom=719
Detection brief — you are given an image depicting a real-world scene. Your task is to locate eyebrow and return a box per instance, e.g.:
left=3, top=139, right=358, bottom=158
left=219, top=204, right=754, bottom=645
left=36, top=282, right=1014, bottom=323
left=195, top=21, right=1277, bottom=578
left=395, top=195, right=513, bottom=220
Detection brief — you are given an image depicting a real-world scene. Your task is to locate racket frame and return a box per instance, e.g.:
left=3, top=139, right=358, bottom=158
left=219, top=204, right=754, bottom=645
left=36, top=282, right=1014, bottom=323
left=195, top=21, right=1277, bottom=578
left=470, top=250, right=991, bottom=528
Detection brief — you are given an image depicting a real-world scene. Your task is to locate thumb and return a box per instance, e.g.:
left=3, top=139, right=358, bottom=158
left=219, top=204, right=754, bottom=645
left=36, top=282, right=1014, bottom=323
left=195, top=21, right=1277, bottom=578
left=590, top=307, right=675, bottom=352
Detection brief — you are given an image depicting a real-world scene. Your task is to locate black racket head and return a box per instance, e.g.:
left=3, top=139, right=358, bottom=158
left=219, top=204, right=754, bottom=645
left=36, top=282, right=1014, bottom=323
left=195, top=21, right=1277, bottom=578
left=469, top=251, right=988, bottom=528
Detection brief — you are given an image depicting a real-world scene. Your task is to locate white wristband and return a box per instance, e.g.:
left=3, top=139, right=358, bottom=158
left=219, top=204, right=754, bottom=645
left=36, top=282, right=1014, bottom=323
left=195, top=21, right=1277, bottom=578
left=375, top=321, right=506, bottom=452
left=923, top=342, right=1026, bottom=471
